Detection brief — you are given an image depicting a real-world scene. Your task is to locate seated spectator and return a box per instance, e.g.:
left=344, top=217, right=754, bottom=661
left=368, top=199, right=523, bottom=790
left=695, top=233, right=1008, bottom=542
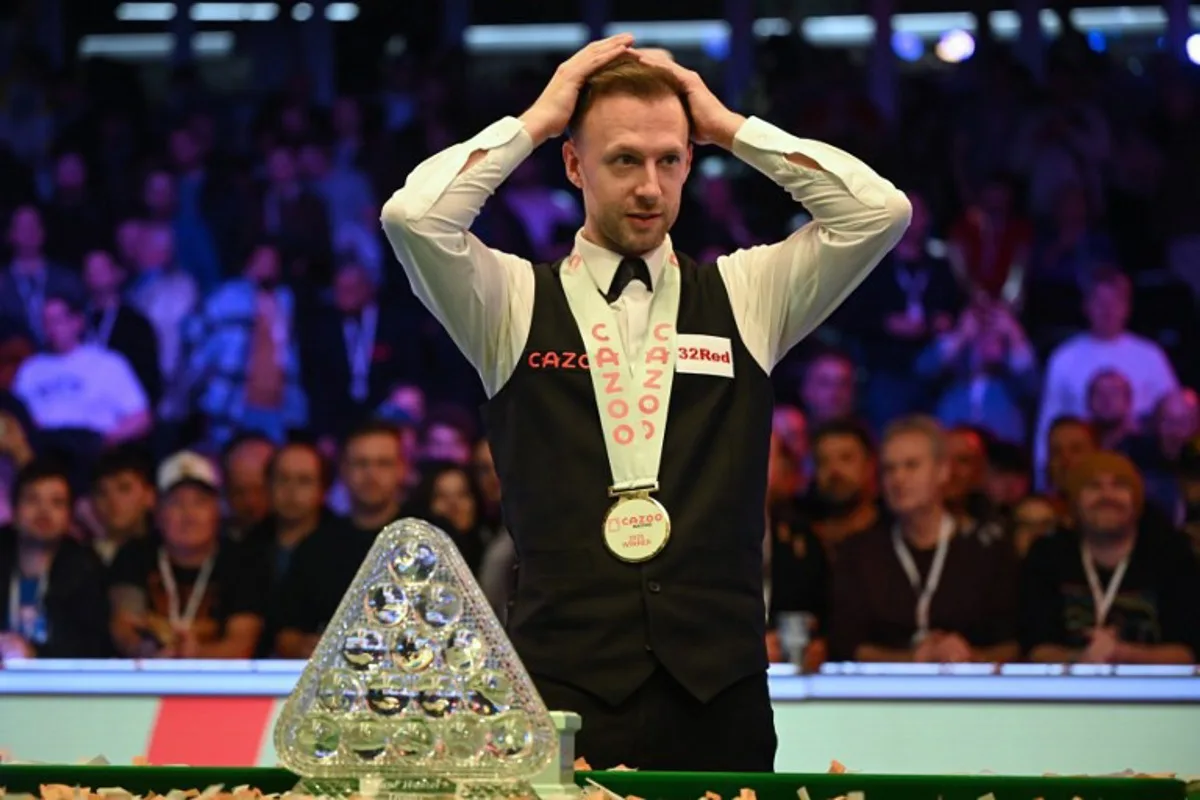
left=806, top=419, right=881, bottom=556
left=124, top=224, right=198, bottom=395
left=220, top=434, right=276, bottom=542
left=1034, top=268, right=1178, bottom=485
left=916, top=302, right=1039, bottom=444
left=1044, top=416, right=1099, bottom=522
left=247, top=440, right=346, bottom=657
left=0, top=399, right=36, bottom=526
left=829, top=415, right=1019, bottom=663
left=1020, top=452, right=1200, bottom=664
left=1085, top=368, right=1137, bottom=449
left=1028, top=183, right=1116, bottom=288
left=419, top=407, right=476, bottom=466
left=82, top=249, right=162, bottom=408
left=13, top=293, right=151, bottom=446
left=1012, top=494, right=1058, bottom=559
left=108, top=451, right=267, bottom=659
left=984, top=440, right=1033, bottom=516
left=0, top=205, right=84, bottom=348
left=0, top=459, right=110, bottom=658
left=946, top=174, right=1033, bottom=307
left=1120, top=389, right=1200, bottom=521
left=771, top=405, right=810, bottom=494
left=340, top=420, right=408, bottom=535
left=945, top=425, right=999, bottom=526
left=90, top=445, right=156, bottom=566
left=401, top=460, right=487, bottom=574
left=799, top=349, right=858, bottom=429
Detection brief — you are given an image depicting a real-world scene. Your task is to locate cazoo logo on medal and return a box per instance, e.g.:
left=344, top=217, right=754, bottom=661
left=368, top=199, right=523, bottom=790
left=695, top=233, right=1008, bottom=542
left=608, top=512, right=665, bottom=531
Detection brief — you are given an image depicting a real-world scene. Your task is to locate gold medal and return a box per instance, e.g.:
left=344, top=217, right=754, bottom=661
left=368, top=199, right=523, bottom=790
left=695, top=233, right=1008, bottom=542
left=602, top=493, right=671, bottom=562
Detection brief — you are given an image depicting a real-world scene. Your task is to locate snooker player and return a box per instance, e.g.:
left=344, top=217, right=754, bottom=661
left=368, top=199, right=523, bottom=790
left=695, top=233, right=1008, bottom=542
left=382, top=35, right=911, bottom=771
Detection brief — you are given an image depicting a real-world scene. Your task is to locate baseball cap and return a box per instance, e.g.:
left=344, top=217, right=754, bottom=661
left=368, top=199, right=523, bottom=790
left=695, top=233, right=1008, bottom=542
left=1179, top=437, right=1200, bottom=478
left=157, top=450, right=221, bottom=494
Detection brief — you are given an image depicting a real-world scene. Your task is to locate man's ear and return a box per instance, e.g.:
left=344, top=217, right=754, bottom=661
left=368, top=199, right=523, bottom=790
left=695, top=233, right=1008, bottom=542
left=563, top=139, right=584, bottom=190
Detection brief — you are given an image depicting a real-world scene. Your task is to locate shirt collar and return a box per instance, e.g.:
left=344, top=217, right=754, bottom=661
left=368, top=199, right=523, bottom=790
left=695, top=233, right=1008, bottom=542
left=573, top=230, right=673, bottom=296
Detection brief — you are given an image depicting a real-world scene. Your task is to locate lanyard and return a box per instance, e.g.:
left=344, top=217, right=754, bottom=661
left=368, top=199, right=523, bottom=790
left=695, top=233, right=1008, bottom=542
left=7, top=570, right=48, bottom=638
left=1081, top=545, right=1130, bottom=628
left=89, top=304, right=119, bottom=348
left=157, top=548, right=216, bottom=629
left=559, top=249, right=680, bottom=494
left=342, top=304, right=377, bottom=402
left=894, top=264, right=929, bottom=319
left=892, top=514, right=954, bottom=641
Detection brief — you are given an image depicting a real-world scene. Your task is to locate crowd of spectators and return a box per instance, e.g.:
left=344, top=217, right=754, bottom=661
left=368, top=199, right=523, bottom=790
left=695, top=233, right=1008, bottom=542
left=0, top=26, right=1198, bottom=665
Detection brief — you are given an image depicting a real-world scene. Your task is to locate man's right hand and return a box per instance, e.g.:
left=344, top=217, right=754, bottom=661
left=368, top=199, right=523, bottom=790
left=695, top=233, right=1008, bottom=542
left=519, top=33, right=634, bottom=147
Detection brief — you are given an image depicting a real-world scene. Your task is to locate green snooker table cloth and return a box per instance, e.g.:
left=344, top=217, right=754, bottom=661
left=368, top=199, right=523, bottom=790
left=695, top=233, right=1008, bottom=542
left=0, top=766, right=1195, bottom=800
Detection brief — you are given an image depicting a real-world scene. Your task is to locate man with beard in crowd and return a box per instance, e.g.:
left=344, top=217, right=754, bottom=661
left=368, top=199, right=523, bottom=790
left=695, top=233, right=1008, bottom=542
left=806, top=420, right=881, bottom=556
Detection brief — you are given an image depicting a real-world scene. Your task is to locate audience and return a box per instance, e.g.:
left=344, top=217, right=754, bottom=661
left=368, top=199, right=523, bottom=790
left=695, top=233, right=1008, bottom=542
left=0, top=31, right=1198, bottom=669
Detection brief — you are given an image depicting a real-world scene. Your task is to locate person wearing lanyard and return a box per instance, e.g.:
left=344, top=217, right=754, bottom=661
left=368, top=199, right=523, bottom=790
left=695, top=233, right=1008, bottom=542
left=829, top=415, right=1020, bottom=664
left=0, top=459, right=109, bottom=659
left=1020, top=451, right=1200, bottom=664
left=382, top=36, right=911, bottom=771
left=108, top=451, right=268, bottom=659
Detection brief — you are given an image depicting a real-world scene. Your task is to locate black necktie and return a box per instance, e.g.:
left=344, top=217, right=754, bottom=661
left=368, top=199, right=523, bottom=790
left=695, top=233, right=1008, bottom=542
left=604, top=257, right=652, bottom=304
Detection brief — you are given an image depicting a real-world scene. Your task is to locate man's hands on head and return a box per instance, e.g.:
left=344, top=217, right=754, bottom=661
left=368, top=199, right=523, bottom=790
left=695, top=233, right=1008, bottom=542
left=630, top=49, right=747, bottom=150
left=519, top=34, right=634, bottom=147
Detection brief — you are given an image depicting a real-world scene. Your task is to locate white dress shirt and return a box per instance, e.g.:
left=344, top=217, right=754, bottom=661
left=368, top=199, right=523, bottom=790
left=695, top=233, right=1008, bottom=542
left=381, top=115, right=912, bottom=397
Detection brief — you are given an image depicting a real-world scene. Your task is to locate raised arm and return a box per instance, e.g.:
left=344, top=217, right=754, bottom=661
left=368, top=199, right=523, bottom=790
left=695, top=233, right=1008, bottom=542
left=631, top=52, right=911, bottom=372
left=381, top=35, right=634, bottom=396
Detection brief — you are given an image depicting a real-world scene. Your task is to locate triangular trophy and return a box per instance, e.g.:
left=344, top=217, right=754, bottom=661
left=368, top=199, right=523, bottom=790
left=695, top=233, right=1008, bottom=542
left=275, top=518, right=558, bottom=798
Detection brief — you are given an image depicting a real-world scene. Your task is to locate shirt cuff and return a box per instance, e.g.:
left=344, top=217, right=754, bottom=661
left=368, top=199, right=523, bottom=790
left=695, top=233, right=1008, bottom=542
left=399, top=116, right=534, bottom=220
left=731, top=116, right=891, bottom=209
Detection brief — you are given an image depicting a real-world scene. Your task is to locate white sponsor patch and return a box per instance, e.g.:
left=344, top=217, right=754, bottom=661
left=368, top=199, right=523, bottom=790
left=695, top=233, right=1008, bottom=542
left=675, top=334, right=734, bottom=378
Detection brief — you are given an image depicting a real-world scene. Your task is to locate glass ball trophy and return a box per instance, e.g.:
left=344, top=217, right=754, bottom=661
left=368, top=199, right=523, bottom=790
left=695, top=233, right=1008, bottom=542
left=275, top=519, right=565, bottom=800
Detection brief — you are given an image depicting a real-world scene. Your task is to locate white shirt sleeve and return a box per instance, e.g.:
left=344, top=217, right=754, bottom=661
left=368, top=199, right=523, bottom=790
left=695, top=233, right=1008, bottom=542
left=716, top=117, right=913, bottom=372
left=380, top=117, right=537, bottom=397
left=105, top=352, right=150, bottom=418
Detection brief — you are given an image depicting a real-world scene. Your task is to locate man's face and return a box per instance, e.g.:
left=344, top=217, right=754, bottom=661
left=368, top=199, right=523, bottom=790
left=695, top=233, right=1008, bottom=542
left=767, top=432, right=800, bottom=503
left=15, top=477, right=72, bottom=544
left=986, top=468, right=1030, bottom=510
left=814, top=433, right=873, bottom=507
left=1087, top=372, right=1132, bottom=425
left=563, top=93, right=691, bottom=257
left=224, top=440, right=275, bottom=528
left=1076, top=472, right=1138, bottom=542
left=270, top=446, right=324, bottom=525
left=802, top=357, right=855, bottom=424
left=55, top=153, right=87, bottom=193
left=342, top=432, right=405, bottom=513
left=42, top=299, right=83, bottom=353
left=159, top=484, right=221, bottom=550
left=8, top=206, right=44, bottom=255
left=772, top=406, right=809, bottom=467
left=880, top=432, right=947, bottom=518
left=93, top=470, right=155, bottom=535
left=1084, top=283, right=1130, bottom=339
left=333, top=265, right=372, bottom=313
left=431, top=469, right=476, bottom=533
left=143, top=171, right=176, bottom=216
left=946, top=430, right=987, bottom=504
left=1048, top=423, right=1097, bottom=492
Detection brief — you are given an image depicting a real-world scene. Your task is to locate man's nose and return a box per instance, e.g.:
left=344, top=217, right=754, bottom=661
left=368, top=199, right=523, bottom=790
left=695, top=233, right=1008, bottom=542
left=635, top=166, right=663, bottom=203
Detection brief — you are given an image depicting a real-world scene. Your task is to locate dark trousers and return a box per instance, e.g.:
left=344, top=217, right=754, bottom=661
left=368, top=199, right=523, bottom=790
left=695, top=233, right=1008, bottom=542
left=534, top=666, right=777, bottom=772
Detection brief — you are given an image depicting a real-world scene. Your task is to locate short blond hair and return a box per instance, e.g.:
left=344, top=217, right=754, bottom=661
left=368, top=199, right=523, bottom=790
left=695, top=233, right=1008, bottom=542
left=881, top=414, right=948, bottom=461
left=567, top=53, right=693, bottom=140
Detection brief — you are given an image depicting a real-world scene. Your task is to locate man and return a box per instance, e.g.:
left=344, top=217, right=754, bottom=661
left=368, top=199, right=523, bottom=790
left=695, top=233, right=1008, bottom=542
left=0, top=459, right=109, bottom=659
left=1045, top=416, right=1099, bottom=522
left=1034, top=268, right=1177, bottom=483
left=273, top=422, right=398, bottom=658
left=829, top=416, right=1019, bottom=664
left=90, top=445, right=157, bottom=565
left=800, top=349, right=858, bottom=429
left=1120, top=388, right=1199, bottom=519
left=248, top=440, right=346, bottom=657
left=806, top=420, right=880, bottom=556
left=771, top=404, right=810, bottom=495
left=1020, top=452, right=1200, bottom=664
left=108, top=451, right=267, bottom=659
left=0, top=205, right=83, bottom=347
left=82, top=249, right=162, bottom=408
left=220, top=434, right=276, bottom=542
left=14, top=293, right=151, bottom=446
left=382, top=37, right=910, bottom=770
left=178, top=242, right=308, bottom=448
left=945, top=425, right=994, bottom=524
left=124, top=224, right=198, bottom=391
left=1085, top=368, right=1136, bottom=450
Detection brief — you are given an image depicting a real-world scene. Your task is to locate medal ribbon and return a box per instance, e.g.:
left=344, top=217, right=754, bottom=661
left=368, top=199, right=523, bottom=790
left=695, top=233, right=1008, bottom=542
left=559, top=250, right=680, bottom=494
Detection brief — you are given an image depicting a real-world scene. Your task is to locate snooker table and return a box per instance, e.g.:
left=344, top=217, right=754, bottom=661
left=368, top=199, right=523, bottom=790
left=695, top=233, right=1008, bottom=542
left=0, top=764, right=1195, bottom=800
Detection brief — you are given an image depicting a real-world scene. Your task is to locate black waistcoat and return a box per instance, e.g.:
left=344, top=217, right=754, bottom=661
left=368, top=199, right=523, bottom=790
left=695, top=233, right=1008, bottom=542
left=484, top=252, right=773, bottom=704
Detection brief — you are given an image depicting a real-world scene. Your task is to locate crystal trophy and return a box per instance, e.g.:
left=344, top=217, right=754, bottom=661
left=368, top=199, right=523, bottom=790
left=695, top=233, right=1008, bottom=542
left=275, top=519, right=558, bottom=799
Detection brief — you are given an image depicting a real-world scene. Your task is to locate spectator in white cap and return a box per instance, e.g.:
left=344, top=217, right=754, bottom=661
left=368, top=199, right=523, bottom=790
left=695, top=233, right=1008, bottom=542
left=108, top=450, right=268, bottom=659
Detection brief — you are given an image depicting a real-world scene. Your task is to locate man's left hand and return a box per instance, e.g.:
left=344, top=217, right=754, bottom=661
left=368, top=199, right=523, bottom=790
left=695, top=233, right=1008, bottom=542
left=630, top=49, right=746, bottom=149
